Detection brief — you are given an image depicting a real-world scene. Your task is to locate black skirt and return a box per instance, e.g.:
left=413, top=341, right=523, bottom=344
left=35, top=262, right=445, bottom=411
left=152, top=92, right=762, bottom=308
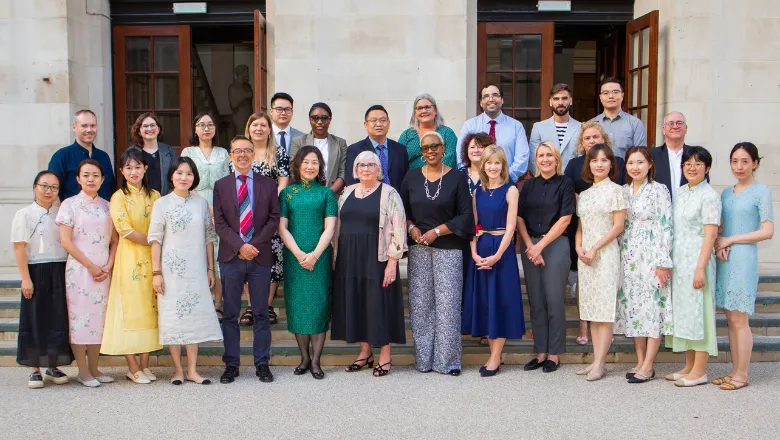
left=17, top=262, right=74, bottom=368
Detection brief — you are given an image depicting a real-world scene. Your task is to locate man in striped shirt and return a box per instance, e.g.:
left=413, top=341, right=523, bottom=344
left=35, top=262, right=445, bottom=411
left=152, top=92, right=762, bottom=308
left=529, top=83, right=581, bottom=173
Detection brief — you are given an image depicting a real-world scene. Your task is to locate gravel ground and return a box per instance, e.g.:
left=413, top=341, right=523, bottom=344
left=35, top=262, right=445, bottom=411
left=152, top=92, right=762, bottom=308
left=1, top=363, right=779, bottom=440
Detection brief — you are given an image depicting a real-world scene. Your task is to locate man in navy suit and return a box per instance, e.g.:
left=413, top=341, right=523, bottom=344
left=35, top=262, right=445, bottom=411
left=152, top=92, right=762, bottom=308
left=651, top=111, right=698, bottom=199
left=344, top=105, right=409, bottom=193
left=213, top=135, right=280, bottom=384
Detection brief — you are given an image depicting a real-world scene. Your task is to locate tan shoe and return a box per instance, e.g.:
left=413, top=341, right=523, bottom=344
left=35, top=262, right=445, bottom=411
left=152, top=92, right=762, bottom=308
left=126, top=371, right=151, bottom=384
left=674, top=374, right=708, bottom=387
left=142, top=368, right=157, bottom=381
left=665, top=372, right=684, bottom=381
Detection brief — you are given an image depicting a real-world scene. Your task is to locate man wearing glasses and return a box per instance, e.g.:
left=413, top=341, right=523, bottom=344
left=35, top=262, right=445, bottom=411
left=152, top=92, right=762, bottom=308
left=269, top=92, right=305, bottom=154
left=651, top=111, right=699, bottom=198
left=590, top=77, right=647, bottom=159
left=457, top=84, right=530, bottom=183
left=344, top=105, right=409, bottom=193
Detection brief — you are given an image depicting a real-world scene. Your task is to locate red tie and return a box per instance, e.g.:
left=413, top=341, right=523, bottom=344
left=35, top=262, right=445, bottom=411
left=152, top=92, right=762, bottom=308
left=488, top=120, right=496, bottom=142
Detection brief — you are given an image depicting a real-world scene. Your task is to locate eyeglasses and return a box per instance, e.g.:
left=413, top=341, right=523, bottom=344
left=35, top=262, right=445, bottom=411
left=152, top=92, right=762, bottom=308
left=36, top=184, right=60, bottom=193
left=600, top=90, right=623, bottom=96
left=231, top=148, right=254, bottom=155
left=415, top=105, right=434, bottom=112
left=196, top=123, right=215, bottom=130
left=683, top=162, right=705, bottom=169
left=357, top=163, right=378, bottom=170
left=420, top=143, right=443, bottom=152
left=310, top=116, right=331, bottom=122
left=481, top=93, right=501, bottom=100
left=366, top=118, right=389, bottom=125
left=272, top=107, right=293, bottom=114
left=141, top=123, right=158, bottom=130
left=664, top=121, right=686, bottom=127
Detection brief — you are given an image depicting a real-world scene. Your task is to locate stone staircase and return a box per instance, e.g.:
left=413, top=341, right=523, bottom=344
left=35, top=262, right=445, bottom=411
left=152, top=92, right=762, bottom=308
left=2, top=276, right=780, bottom=367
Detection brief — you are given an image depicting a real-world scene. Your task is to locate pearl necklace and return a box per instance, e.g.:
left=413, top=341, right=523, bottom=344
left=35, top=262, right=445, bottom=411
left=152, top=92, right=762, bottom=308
left=359, top=183, right=379, bottom=197
left=424, top=164, right=444, bottom=200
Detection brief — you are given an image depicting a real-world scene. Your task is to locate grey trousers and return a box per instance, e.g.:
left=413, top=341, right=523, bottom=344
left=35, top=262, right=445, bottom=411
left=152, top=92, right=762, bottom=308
left=408, top=245, right=463, bottom=373
left=520, top=236, right=569, bottom=355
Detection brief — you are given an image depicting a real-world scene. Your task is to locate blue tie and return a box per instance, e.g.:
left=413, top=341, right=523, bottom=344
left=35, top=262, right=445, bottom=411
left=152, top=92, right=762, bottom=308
left=279, top=131, right=287, bottom=152
left=377, top=145, right=390, bottom=184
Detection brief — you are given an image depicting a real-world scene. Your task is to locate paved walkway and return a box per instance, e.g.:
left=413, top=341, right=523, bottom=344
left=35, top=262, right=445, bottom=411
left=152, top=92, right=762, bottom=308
left=1, top=363, right=778, bottom=439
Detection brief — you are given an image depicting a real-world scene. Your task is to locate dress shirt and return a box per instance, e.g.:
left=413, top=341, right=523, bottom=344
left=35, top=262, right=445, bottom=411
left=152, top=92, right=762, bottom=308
left=518, top=174, right=576, bottom=237
left=313, top=137, right=329, bottom=174
left=590, top=110, right=647, bottom=159
left=369, top=137, right=392, bottom=168
left=458, top=112, right=530, bottom=182
left=233, top=170, right=254, bottom=243
left=667, top=146, right=684, bottom=197
left=48, top=141, right=115, bottom=201
left=273, top=125, right=292, bottom=153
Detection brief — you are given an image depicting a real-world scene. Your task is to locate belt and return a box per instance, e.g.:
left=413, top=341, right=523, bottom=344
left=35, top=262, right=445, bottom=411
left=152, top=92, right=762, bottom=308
left=476, top=228, right=506, bottom=237
left=531, top=233, right=567, bottom=239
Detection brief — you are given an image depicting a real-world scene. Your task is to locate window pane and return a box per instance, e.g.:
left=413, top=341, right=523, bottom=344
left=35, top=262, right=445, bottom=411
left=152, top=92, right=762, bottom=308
left=486, top=35, right=512, bottom=71
left=126, top=112, right=141, bottom=146
left=514, top=73, right=541, bottom=108
left=126, top=75, right=150, bottom=110
left=126, top=37, right=151, bottom=72
left=641, top=28, right=650, bottom=66
left=485, top=73, right=512, bottom=110
left=154, top=37, right=179, bottom=72
left=631, top=32, right=640, bottom=69
left=639, top=107, right=648, bottom=131
left=509, top=110, right=540, bottom=140
left=514, top=35, right=541, bottom=71
left=154, top=76, right=179, bottom=109
left=157, top=113, right=181, bottom=147
left=641, top=68, right=649, bottom=105
left=631, top=71, right=640, bottom=107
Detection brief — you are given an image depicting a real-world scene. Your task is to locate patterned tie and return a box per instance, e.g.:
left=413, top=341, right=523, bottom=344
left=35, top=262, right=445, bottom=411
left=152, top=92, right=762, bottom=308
left=488, top=120, right=497, bottom=142
left=377, top=144, right=390, bottom=185
left=237, top=175, right=254, bottom=240
left=279, top=131, right=287, bottom=152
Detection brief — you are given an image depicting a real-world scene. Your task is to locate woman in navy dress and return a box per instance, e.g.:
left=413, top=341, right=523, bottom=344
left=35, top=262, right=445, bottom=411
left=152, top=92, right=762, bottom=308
left=462, top=145, right=525, bottom=377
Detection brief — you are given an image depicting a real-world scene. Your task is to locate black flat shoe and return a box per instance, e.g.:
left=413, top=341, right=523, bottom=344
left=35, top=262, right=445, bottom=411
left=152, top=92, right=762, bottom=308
left=625, top=368, right=638, bottom=379
left=220, top=366, right=239, bottom=384
left=542, top=360, right=559, bottom=373
left=310, top=368, right=325, bottom=380
left=171, top=377, right=184, bottom=386
left=447, top=369, right=461, bottom=376
left=480, top=366, right=500, bottom=377
left=628, top=370, right=655, bottom=384
left=293, top=364, right=310, bottom=375
left=524, top=358, right=546, bottom=371
left=256, top=364, right=274, bottom=383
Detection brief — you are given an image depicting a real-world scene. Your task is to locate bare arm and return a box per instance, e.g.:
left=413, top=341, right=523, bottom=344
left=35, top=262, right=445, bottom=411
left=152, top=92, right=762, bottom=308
left=532, top=215, right=571, bottom=251
left=698, top=225, right=719, bottom=271
left=516, top=216, right=533, bottom=249
left=492, top=186, right=519, bottom=259
left=311, top=217, right=337, bottom=259
left=718, top=221, right=774, bottom=249
left=123, top=230, right=149, bottom=246
left=277, top=176, right=289, bottom=194
left=13, top=243, right=33, bottom=298
left=104, top=229, right=120, bottom=271
left=59, top=224, right=101, bottom=274
left=278, top=217, right=305, bottom=259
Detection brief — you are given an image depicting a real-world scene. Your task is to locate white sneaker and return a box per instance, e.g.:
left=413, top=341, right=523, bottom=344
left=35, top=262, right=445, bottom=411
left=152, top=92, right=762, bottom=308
left=77, top=377, right=101, bottom=388
left=126, top=371, right=151, bottom=384
left=142, top=368, right=157, bottom=381
left=95, top=375, right=115, bottom=383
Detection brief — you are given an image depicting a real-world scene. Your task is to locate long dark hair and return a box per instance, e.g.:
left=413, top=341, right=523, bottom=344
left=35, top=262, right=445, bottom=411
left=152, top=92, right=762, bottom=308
left=118, top=147, right=152, bottom=197
left=581, top=144, right=618, bottom=183
left=290, top=146, right=326, bottom=185
left=624, top=146, right=656, bottom=184
left=730, top=142, right=761, bottom=170
left=189, top=111, right=220, bottom=147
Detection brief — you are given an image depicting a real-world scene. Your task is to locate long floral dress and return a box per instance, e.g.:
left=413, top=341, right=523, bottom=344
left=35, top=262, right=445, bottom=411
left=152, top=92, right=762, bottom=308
left=615, top=180, right=674, bottom=337
left=576, top=179, right=628, bottom=322
left=147, top=192, right=222, bottom=345
left=665, top=181, right=721, bottom=356
left=716, top=183, right=774, bottom=314
left=55, top=192, right=113, bottom=344
left=229, top=148, right=290, bottom=283
left=101, top=186, right=163, bottom=355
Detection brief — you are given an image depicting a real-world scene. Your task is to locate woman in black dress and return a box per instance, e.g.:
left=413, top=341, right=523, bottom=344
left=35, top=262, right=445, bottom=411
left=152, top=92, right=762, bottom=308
left=332, top=151, right=407, bottom=377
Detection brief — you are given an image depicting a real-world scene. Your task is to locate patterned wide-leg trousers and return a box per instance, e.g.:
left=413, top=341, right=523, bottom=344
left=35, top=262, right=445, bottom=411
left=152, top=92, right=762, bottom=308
left=408, top=245, right=463, bottom=373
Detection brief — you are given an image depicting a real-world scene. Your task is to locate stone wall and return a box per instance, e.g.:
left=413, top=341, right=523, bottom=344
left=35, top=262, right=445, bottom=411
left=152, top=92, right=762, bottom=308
left=265, top=0, right=478, bottom=144
left=0, top=0, right=112, bottom=272
left=634, top=0, right=780, bottom=273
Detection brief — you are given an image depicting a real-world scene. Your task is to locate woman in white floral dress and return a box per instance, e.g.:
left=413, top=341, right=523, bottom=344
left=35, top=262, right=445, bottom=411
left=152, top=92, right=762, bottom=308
left=615, top=147, right=673, bottom=384
left=665, top=146, right=720, bottom=387
left=149, top=157, right=222, bottom=385
left=575, top=144, right=627, bottom=381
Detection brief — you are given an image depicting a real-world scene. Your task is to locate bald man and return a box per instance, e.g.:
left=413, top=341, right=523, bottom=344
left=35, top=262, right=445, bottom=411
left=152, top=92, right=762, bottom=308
left=651, top=111, right=697, bottom=198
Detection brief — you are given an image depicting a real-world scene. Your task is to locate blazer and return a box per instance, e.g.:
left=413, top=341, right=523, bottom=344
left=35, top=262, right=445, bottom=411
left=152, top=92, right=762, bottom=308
left=289, top=132, right=348, bottom=187
left=156, top=143, right=178, bottom=195
left=529, top=116, right=581, bottom=174
left=344, top=137, right=410, bottom=193
left=651, top=143, right=704, bottom=198
left=212, top=171, right=280, bottom=266
left=564, top=154, right=627, bottom=195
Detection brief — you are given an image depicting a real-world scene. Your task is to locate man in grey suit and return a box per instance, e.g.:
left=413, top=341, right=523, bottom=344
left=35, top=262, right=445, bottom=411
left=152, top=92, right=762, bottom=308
left=269, top=92, right=305, bottom=154
left=289, top=102, right=349, bottom=192
left=529, top=83, right=581, bottom=174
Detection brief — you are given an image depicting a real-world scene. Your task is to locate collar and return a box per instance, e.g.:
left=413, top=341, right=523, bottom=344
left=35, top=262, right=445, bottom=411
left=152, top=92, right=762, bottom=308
left=598, top=110, right=627, bottom=121
left=479, top=112, right=505, bottom=125
left=70, top=140, right=95, bottom=155
left=234, top=170, right=253, bottom=180
left=273, top=125, right=290, bottom=136
left=31, top=201, right=52, bottom=215
left=77, top=191, right=100, bottom=202
left=369, top=137, right=387, bottom=148
left=536, top=173, right=560, bottom=183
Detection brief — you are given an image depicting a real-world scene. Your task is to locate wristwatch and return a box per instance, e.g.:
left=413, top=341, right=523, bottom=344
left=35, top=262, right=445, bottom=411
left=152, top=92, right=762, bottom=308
left=408, top=224, right=416, bottom=234
left=434, top=227, right=441, bottom=237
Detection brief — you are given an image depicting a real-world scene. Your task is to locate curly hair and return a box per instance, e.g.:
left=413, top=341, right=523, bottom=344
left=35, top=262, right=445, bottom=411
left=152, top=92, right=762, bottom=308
left=130, top=112, right=163, bottom=147
left=460, top=132, right=494, bottom=168
left=576, top=121, right=613, bottom=155
left=290, top=145, right=326, bottom=185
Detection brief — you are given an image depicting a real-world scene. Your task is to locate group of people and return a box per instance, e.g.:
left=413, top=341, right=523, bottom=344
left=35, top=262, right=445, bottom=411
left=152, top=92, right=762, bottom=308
left=13, top=80, right=771, bottom=392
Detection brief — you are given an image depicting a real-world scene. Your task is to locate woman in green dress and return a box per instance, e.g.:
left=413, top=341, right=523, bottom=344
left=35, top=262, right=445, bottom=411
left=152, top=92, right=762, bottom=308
left=278, top=146, right=338, bottom=379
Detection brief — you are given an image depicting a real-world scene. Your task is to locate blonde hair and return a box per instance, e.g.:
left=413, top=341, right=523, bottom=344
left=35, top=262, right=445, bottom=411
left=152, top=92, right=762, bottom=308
left=244, top=112, right=278, bottom=169
left=576, top=121, right=613, bottom=155
left=478, top=145, right=510, bottom=188
left=534, top=142, right=563, bottom=176
left=420, top=131, right=445, bottom=148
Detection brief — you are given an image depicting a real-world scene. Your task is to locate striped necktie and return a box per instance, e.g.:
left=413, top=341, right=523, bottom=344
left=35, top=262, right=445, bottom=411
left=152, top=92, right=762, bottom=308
left=237, top=175, right=253, bottom=240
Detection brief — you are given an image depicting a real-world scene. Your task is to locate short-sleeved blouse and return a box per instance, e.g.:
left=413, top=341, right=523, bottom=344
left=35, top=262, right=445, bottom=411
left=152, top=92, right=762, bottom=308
left=10, top=203, right=68, bottom=263
left=518, top=174, right=576, bottom=237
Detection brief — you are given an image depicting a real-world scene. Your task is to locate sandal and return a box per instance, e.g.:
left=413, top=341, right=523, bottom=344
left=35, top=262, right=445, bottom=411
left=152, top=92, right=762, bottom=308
left=720, top=378, right=749, bottom=390
left=478, top=337, right=489, bottom=345
left=239, top=309, right=254, bottom=326
left=711, top=375, right=732, bottom=386
left=345, top=355, right=374, bottom=372
left=625, top=367, right=638, bottom=379
left=268, top=306, right=278, bottom=325
left=373, top=361, right=392, bottom=377
left=576, top=336, right=589, bottom=345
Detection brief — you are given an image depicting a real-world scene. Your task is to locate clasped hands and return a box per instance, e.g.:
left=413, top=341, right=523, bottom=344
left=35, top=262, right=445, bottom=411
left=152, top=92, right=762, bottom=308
left=410, top=227, right=437, bottom=247
left=472, top=253, right=499, bottom=270
left=714, top=236, right=731, bottom=262
left=239, top=243, right=259, bottom=260
left=576, top=246, right=598, bottom=266
left=88, top=263, right=112, bottom=283
left=524, top=243, right=545, bottom=266
left=296, top=251, right=319, bottom=271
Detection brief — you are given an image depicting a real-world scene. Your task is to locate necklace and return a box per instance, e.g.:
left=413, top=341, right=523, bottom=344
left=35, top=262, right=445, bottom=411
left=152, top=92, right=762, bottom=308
left=423, top=164, right=444, bottom=200
left=487, top=186, right=499, bottom=197
left=359, top=183, right=379, bottom=197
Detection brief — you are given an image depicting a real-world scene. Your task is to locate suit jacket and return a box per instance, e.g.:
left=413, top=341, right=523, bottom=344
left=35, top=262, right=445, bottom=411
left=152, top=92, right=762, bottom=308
left=157, top=143, right=179, bottom=195
left=652, top=143, right=701, bottom=197
left=344, top=137, right=409, bottom=193
left=529, top=116, right=581, bottom=173
left=289, top=127, right=306, bottom=143
left=213, top=171, right=280, bottom=266
left=564, top=154, right=627, bottom=194
left=289, top=132, right=348, bottom=186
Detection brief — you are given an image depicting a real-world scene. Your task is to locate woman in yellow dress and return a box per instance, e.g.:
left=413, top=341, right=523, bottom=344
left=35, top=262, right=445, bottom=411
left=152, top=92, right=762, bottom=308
left=101, top=147, right=163, bottom=384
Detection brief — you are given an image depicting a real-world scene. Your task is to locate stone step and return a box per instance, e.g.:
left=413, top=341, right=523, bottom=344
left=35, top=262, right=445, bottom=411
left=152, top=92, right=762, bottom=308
left=2, top=336, right=780, bottom=366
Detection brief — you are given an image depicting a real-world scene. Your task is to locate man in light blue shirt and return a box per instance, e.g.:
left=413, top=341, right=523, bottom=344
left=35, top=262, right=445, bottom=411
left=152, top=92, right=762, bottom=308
left=457, top=85, right=530, bottom=182
left=590, top=77, right=647, bottom=159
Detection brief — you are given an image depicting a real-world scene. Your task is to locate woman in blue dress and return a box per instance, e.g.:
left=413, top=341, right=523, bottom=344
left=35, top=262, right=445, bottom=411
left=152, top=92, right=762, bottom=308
left=714, top=142, right=774, bottom=390
left=462, top=145, right=524, bottom=377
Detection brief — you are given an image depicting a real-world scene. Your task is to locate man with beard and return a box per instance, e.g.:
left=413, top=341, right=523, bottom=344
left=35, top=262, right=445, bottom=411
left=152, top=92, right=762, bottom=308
left=590, top=77, right=646, bottom=159
left=529, top=83, right=581, bottom=173
left=457, top=84, right=530, bottom=183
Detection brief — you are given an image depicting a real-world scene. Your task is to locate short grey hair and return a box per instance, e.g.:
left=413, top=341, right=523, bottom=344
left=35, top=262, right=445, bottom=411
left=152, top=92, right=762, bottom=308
left=664, top=111, right=687, bottom=124
left=409, top=93, right=445, bottom=130
left=352, top=150, right=384, bottom=180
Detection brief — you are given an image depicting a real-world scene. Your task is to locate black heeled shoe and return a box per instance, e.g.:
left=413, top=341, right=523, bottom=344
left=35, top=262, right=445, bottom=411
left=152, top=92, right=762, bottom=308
left=480, top=365, right=500, bottom=377
left=373, top=361, right=392, bottom=377
left=345, top=355, right=374, bottom=372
